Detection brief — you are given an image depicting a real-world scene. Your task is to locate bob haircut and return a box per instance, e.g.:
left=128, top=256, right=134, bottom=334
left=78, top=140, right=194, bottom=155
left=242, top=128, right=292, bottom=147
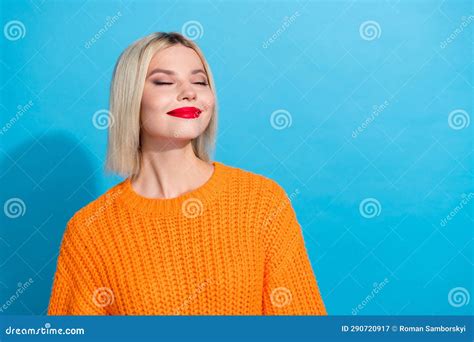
left=105, top=32, right=218, bottom=177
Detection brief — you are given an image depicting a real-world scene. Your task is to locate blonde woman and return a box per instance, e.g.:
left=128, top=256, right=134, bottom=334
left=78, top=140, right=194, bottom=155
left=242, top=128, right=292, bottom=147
left=47, top=32, right=327, bottom=316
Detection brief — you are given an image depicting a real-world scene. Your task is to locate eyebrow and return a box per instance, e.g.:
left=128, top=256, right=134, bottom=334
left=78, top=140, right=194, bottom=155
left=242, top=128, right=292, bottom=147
left=148, top=68, right=207, bottom=77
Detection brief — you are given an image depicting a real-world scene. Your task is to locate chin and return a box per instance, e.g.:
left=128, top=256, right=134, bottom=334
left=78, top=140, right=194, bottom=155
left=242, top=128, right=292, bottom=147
left=168, top=126, right=205, bottom=139
left=169, top=131, right=203, bottom=140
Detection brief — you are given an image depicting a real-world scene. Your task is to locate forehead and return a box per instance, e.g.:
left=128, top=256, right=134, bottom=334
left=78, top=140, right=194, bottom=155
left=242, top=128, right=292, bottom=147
left=148, top=44, right=204, bottom=71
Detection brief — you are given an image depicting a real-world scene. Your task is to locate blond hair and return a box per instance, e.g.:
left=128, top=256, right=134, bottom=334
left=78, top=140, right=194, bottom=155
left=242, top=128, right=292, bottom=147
left=105, top=32, right=218, bottom=177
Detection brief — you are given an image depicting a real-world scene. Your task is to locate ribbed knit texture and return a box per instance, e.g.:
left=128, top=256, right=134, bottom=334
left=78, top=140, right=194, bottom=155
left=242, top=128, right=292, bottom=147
left=47, top=161, right=327, bottom=315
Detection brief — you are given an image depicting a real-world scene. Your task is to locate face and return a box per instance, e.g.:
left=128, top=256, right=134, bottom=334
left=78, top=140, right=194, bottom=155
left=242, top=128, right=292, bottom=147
left=140, top=44, right=215, bottom=148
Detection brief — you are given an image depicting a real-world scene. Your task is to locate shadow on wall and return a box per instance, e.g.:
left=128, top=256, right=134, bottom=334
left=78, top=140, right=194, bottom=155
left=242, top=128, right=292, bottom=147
left=0, top=131, right=99, bottom=315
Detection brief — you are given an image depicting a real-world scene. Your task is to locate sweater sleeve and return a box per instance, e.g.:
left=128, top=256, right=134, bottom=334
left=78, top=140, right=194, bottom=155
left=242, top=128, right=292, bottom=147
left=262, top=182, right=327, bottom=315
left=47, top=219, right=107, bottom=315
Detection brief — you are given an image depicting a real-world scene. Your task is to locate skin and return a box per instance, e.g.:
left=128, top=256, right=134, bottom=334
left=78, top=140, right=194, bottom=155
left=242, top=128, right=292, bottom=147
left=130, top=44, right=215, bottom=199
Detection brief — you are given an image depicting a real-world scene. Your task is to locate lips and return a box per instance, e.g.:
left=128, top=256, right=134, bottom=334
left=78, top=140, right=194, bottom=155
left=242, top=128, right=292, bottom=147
left=166, top=106, right=202, bottom=119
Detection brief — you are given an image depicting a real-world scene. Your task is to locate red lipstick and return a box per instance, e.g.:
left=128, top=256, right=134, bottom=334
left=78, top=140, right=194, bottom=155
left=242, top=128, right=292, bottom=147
left=166, top=106, right=202, bottom=119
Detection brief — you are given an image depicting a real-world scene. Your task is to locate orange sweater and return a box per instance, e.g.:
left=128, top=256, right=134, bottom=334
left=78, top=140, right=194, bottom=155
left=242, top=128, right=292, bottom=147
left=47, top=161, right=327, bottom=315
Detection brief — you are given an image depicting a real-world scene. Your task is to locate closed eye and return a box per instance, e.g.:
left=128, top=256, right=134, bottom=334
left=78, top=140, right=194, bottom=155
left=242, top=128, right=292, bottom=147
left=153, top=81, right=208, bottom=86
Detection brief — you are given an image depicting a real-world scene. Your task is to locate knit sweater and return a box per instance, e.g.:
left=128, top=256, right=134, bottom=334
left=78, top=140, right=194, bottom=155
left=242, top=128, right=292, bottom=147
left=47, top=161, right=327, bottom=315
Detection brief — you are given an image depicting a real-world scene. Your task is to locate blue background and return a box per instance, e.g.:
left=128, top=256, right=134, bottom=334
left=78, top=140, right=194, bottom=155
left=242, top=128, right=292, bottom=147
left=0, top=0, right=472, bottom=316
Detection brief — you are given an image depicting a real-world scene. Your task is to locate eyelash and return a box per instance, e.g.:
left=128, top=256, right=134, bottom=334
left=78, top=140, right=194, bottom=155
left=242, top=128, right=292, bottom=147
left=153, top=81, right=208, bottom=86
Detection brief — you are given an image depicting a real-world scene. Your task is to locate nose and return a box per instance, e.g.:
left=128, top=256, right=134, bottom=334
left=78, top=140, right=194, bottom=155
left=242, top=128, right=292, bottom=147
left=177, top=82, right=197, bottom=101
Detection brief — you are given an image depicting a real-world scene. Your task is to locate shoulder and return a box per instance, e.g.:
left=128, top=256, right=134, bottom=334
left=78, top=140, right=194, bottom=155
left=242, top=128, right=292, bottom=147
left=218, top=161, right=289, bottom=200
left=64, top=181, right=125, bottom=235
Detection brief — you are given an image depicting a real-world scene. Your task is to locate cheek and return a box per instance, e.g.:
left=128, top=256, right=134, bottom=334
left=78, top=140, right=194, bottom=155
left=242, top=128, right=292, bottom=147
left=140, top=90, right=166, bottom=129
left=141, top=87, right=166, bottom=111
left=200, top=91, right=215, bottom=112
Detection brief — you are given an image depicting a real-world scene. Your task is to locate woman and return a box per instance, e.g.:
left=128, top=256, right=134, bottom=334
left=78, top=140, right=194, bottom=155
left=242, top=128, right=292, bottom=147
left=47, top=32, right=327, bottom=316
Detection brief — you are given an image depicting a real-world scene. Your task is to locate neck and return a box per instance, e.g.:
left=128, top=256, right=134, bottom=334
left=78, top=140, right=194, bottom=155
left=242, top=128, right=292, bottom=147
left=131, top=139, right=213, bottom=199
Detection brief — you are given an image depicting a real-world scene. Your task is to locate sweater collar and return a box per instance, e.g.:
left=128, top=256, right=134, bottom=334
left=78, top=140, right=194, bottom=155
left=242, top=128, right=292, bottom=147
left=117, top=161, right=226, bottom=216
